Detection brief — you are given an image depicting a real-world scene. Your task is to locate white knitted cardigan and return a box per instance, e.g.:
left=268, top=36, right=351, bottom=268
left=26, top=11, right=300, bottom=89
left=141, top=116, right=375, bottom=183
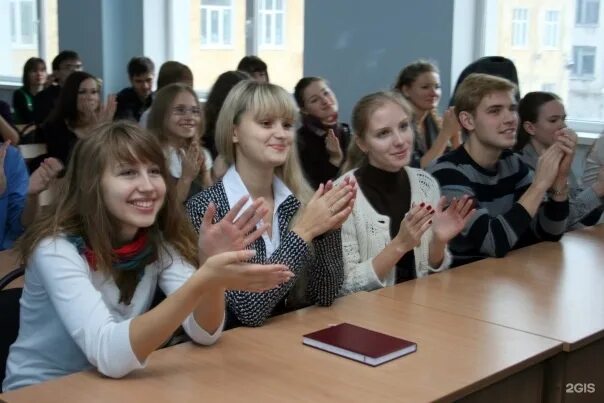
left=336, top=166, right=452, bottom=296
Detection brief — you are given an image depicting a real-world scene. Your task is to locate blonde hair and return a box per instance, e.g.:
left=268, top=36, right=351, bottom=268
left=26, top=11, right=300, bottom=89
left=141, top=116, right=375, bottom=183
left=147, top=83, right=204, bottom=147
left=16, top=121, right=199, bottom=304
left=454, top=73, right=517, bottom=116
left=215, top=80, right=313, bottom=202
left=342, top=91, right=413, bottom=172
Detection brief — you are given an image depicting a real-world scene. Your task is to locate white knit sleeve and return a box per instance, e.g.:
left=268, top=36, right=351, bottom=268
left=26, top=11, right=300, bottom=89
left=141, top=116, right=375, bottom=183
left=339, top=204, right=387, bottom=296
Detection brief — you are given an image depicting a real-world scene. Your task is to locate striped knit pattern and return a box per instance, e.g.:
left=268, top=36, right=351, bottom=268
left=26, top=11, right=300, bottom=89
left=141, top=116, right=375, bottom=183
left=427, top=146, right=568, bottom=265
left=186, top=180, right=344, bottom=327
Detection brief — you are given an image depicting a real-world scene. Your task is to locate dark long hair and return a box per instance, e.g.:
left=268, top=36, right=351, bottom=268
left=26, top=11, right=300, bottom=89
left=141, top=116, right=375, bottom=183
left=203, top=70, right=250, bottom=158
left=45, top=71, right=98, bottom=127
left=515, top=91, right=561, bottom=151
left=22, top=57, right=46, bottom=90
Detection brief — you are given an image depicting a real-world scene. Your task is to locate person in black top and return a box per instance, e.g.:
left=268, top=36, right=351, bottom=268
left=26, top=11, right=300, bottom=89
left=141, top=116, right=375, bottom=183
left=114, top=57, right=155, bottom=122
left=33, top=51, right=83, bottom=126
left=294, top=77, right=351, bottom=190
left=12, top=58, right=47, bottom=126
left=44, top=71, right=116, bottom=166
left=237, top=56, right=269, bottom=83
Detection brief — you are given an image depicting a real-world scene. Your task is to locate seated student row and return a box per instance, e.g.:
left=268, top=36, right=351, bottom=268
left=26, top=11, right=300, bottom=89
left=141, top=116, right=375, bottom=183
left=3, top=69, right=604, bottom=391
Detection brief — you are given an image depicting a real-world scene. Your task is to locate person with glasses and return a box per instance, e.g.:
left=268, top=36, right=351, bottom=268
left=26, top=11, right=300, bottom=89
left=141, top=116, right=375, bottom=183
left=33, top=50, right=83, bottom=126
left=148, top=83, right=212, bottom=203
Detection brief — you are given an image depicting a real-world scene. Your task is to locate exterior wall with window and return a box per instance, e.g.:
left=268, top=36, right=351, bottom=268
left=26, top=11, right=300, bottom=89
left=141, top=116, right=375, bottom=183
left=188, top=0, right=304, bottom=93
left=495, top=0, right=570, bottom=98
left=257, top=0, right=303, bottom=90
left=0, top=0, right=58, bottom=79
left=568, top=0, right=604, bottom=120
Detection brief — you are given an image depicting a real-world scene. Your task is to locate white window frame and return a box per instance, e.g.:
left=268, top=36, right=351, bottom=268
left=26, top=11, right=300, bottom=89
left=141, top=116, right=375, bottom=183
left=572, top=46, right=597, bottom=79
left=542, top=9, right=560, bottom=50
left=257, top=0, right=285, bottom=49
left=511, top=8, right=529, bottom=49
left=576, top=0, right=600, bottom=26
left=468, top=0, right=603, bottom=136
left=200, top=0, right=234, bottom=49
left=10, top=0, right=38, bottom=49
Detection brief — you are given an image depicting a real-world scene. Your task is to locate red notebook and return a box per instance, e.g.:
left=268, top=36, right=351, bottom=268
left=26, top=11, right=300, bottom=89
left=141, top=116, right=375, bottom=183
left=302, top=323, right=417, bottom=366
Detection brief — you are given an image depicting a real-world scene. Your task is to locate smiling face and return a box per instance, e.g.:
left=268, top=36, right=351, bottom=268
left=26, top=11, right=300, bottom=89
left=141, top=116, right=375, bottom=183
left=525, top=99, right=566, bottom=148
left=101, top=158, right=166, bottom=243
left=164, top=90, right=202, bottom=144
left=301, top=80, right=339, bottom=125
left=357, top=100, right=414, bottom=172
left=460, top=90, right=519, bottom=151
left=402, top=71, right=441, bottom=112
left=233, top=110, right=295, bottom=169
left=76, top=78, right=100, bottom=117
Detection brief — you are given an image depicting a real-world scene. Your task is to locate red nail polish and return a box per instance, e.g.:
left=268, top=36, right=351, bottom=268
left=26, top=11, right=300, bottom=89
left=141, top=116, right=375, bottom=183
left=429, top=220, right=432, bottom=224
left=427, top=205, right=432, bottom=210
left=420, top=202, right=425, bottom=207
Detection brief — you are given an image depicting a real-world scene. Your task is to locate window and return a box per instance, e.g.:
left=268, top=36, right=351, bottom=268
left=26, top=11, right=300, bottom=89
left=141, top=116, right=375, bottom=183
left=258, top=0, right=285, bottom=48
left=576, top=0, right=600, bottom=25
left=543, top=10, right=560, bottom=48
left=200, top=0, right=233, bottom=47
left=512, top=8, right=529, bottom=48
left=572, top=46, right=596, bottom=78
left=475, top=0, right=604, bottom=126
left=10, top=0, right=38, bottom=48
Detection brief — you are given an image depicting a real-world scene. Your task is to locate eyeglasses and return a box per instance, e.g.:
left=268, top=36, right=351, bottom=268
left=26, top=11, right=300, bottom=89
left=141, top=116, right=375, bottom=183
left=62, top=62, right=83, bottom=72
left=172, top=106, right=201, bottom=116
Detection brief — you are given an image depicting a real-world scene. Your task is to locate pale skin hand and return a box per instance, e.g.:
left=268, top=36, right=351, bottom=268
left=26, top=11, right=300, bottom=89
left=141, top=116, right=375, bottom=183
left=518, top=144, right=564, bottom=216
left=419, top=107, right=461, bottom=168
left=325, top=129, right=344, bottom=167
left=99, top=94, right=117, bottom=123
left=292, top=177, right=357, bottom=242
left=430, top=195, right=475, bottom=244
left=371, top=203, right=433, bottom=281
left=198, top=196, right=270, bottom=263
left=551, top=128, right=577, bottom=192
left=130, top=249, right=293, bottom=364
left=27, top=157, right=64, bottom=195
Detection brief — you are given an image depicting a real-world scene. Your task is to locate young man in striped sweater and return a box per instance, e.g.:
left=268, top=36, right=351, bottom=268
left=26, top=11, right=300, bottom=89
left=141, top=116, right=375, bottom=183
left=428, top=73, right=572, bottom=266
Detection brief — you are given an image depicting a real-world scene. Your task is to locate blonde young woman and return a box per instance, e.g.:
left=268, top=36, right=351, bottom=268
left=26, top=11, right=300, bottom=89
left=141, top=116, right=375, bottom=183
left=337, top=92, right=473, bottom=295
left=186, top=80, right=356, bottom=328
left=148, top=83, right=212, bottom=203
left=3, top=121, right=291, bottom=391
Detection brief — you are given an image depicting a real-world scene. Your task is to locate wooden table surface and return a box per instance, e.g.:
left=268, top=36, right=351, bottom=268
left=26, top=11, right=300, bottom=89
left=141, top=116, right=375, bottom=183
left=376, top=225, right=604, bottom=351
left=0, top=292, right=561, bottom=403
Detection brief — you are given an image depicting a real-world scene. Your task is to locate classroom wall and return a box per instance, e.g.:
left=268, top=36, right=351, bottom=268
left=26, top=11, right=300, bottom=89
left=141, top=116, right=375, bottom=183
left=303, top=0, right=456, bottom=124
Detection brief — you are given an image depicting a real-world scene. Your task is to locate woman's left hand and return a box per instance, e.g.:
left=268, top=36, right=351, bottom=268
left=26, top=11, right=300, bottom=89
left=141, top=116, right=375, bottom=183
left=325, top=129, right=343, bottom=167
left=431, top=195, right=475, bottom=243
left=554, top=128, right=577, bottom=182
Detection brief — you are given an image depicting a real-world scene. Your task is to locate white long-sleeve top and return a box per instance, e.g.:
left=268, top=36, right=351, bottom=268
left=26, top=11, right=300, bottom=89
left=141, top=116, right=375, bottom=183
left=3, top=236, right=223, bottom=391
left=336, top=167, right=452, bottom=296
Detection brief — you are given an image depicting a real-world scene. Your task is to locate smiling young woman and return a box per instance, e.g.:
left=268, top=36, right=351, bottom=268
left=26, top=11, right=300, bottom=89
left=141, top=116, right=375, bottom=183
left=3, top=121, right=292, bottom=391
left=186, top=80, right=356, bottom=329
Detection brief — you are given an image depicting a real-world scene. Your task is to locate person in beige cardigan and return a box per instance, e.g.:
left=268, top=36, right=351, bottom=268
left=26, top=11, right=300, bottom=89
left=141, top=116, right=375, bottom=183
left=336, top=92, right=474, bottom=296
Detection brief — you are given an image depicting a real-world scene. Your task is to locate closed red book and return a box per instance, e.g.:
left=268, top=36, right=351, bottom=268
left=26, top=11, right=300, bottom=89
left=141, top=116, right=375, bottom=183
left=302, top=323, right=417, bottom=366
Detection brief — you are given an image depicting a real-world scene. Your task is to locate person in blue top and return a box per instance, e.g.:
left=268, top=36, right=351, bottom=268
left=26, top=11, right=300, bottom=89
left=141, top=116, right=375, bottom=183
left=0, top=141, right=62, bottom=250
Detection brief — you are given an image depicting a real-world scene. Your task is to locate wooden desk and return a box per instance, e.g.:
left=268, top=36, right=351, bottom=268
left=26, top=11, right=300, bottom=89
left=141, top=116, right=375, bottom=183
left=375, top=225, right=604, bottom=402
left=0, top=292, right=561, bottom=403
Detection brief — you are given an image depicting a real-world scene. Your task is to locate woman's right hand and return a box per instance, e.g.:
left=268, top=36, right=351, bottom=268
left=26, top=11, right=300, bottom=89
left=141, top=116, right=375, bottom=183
left=293, top=178, right=356, bottom=241
left=199, top=249, right=293, bottom=292
left=393, top=203, right=434, bottom=253
left=533, top=143, right=564, bottom=192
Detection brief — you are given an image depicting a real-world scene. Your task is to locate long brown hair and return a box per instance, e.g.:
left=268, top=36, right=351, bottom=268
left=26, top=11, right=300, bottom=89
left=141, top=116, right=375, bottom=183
left=16, top=121, right=199, bottom=304
left=342, top=91, right=413, bottom=173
